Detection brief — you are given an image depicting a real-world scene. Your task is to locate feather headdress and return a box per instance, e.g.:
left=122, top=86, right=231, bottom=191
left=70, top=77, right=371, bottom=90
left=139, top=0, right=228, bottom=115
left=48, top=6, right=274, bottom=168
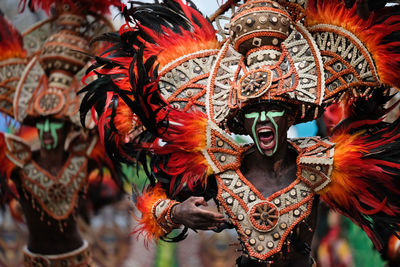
left=80, top=0, right=217, bottom=191
left=0, top=12, right=26, bottom=61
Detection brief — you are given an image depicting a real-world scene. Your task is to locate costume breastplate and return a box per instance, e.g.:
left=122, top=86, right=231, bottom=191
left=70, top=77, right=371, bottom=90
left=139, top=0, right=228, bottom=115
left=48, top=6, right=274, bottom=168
left=3, top=134, right=96, bottom=221
left=214, top=137, right=334, bottom=261
left=20, top=154, right=87, bottom=220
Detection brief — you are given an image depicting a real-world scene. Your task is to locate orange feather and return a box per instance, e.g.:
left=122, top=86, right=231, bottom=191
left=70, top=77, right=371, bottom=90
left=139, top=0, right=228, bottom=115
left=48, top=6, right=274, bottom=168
left=140, top=1, right=219, bottom=69
left=0, top=14, right=26, bottom=61
left=150, top=109, right=212, bottom=194
left=134, top=183, right=168, bottom=243
left=0, top=134, right=18, bottom=180
left=320, top=119, right=400, bottom=250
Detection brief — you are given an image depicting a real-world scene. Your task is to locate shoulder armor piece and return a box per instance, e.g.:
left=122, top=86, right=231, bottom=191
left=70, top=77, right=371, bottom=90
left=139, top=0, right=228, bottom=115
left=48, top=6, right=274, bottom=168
left=4, top=133, right=31, bottom=168
left=290, top=137, right=335, bottom=192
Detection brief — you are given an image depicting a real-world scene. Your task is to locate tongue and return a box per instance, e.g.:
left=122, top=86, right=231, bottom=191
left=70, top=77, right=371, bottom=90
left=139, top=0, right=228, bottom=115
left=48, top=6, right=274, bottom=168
left=259, top=132, right=274, bottom=144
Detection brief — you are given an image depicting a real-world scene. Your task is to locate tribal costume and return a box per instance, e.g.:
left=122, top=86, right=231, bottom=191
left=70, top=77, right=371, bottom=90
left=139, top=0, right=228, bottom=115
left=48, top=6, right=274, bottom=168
left=80, top=0, right=400, bottom=265
left=0, top=0, right=121, bottom=266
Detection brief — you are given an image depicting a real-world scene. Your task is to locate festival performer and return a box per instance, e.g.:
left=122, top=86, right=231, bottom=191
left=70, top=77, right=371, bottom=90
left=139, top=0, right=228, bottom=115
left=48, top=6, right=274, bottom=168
left=0, top=1, right=122, bottom=266
left=80, top=0, right=400, bottom=266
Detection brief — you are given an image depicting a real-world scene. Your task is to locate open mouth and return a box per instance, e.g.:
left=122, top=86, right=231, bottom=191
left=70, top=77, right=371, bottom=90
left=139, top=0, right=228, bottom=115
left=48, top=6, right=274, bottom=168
left=256, top=126, right=276, bottom=151
left=42, top=133, right=54, bottom=145
left=43, top=138, right=54, bottom=145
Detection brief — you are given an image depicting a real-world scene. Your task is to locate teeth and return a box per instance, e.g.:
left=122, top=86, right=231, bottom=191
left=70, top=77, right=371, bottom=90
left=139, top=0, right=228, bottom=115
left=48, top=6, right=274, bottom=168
left=259, top=129, right=272, bottom=133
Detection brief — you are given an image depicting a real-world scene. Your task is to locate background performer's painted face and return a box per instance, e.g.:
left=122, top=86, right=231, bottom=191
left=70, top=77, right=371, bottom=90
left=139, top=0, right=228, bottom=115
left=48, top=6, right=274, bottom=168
left=36, top=118, right=65, bottom=150
left=243, top=104, right=291, bottom=156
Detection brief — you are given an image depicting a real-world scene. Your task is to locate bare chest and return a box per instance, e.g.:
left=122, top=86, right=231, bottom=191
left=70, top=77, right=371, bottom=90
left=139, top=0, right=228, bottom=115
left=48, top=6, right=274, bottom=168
left=243, top=167, right=297, bottom=198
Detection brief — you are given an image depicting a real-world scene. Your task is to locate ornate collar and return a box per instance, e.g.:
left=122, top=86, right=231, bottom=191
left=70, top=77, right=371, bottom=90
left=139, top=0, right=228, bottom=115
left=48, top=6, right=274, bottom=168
left=210, top=136, right=334, bottom=261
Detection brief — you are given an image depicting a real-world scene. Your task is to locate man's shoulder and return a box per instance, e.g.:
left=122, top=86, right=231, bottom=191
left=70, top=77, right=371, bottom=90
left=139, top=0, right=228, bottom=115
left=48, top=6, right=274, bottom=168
left=288, top=136, right=334, bottom=152
left=289, top=136, right=335, bottom=192
left=1, top=133, right=31, bottom=168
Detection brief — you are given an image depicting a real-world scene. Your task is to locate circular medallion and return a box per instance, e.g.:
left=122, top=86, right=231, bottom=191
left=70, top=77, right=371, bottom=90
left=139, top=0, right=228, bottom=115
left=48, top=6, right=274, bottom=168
left=47, top=183, right=67, bottom=203
left=249, top=201, right=279, bottom=232
left=34, top=90, right=66, bottom=116
left=238, top=68, right=273, bottom=101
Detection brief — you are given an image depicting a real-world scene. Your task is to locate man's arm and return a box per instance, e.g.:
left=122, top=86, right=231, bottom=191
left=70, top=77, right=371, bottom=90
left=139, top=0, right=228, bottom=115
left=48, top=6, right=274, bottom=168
left=135, top=182, right=225, bottom=241
left=172, top=196, right=226, bottom=230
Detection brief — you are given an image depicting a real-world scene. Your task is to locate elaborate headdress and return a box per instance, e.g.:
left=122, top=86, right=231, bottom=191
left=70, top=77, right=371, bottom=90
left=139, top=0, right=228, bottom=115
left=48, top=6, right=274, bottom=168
left=0, top=0, right=119, bottom=126
left=81, top=0, right=400, bottom=252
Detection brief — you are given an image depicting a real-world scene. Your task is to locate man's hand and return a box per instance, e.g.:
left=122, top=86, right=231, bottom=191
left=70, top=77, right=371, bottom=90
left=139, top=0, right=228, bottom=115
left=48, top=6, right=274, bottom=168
left=172, top=197, right=226, bottom=230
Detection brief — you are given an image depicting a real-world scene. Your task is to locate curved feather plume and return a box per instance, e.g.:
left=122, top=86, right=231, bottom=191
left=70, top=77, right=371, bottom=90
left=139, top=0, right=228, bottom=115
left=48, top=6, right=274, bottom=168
left=135, top=1, right=219, bottom=69
left=321, top=113, right=400, bottom=251
left=148, top=109, right=211, bottom=195
left=80, top=0, right=215, bottom=190
left=0, top=11, right=26, bottom=61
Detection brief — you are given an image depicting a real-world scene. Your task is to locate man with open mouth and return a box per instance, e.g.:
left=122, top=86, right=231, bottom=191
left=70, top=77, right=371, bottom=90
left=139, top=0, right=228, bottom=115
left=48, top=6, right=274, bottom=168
left=79, top=0, right=400, bottom=266
left=243, top=104, right=289, bottom=157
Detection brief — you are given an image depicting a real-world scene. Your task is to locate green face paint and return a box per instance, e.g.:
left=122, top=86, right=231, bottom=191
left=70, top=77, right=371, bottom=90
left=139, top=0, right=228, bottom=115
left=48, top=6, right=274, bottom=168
left=244, top=110, right=285, bottom=156
left=36, top=118, right=64, bottom=150
left=244, top=112, right=262, bottom=153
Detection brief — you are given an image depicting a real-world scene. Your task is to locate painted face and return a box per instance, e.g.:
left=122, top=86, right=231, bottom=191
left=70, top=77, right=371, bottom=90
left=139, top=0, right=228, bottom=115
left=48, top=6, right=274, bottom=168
left=35, top=118, right=65, bottom=150
left=243, top=104, right=290, bottom=156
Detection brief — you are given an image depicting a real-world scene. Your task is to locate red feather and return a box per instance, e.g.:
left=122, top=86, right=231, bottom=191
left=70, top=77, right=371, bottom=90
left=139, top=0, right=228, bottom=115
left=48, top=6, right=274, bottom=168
left=139, top=109, right=211, bottom=195
left=320, top=118, right=400, bottom=250
left=0, top=13, right=26, bottom=61
left=134, top=183, right=168, bottom=244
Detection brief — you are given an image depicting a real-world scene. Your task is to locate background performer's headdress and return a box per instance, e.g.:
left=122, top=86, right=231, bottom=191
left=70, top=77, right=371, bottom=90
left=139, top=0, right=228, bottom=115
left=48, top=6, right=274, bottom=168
left=0, top=0, right=119, bottom=126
